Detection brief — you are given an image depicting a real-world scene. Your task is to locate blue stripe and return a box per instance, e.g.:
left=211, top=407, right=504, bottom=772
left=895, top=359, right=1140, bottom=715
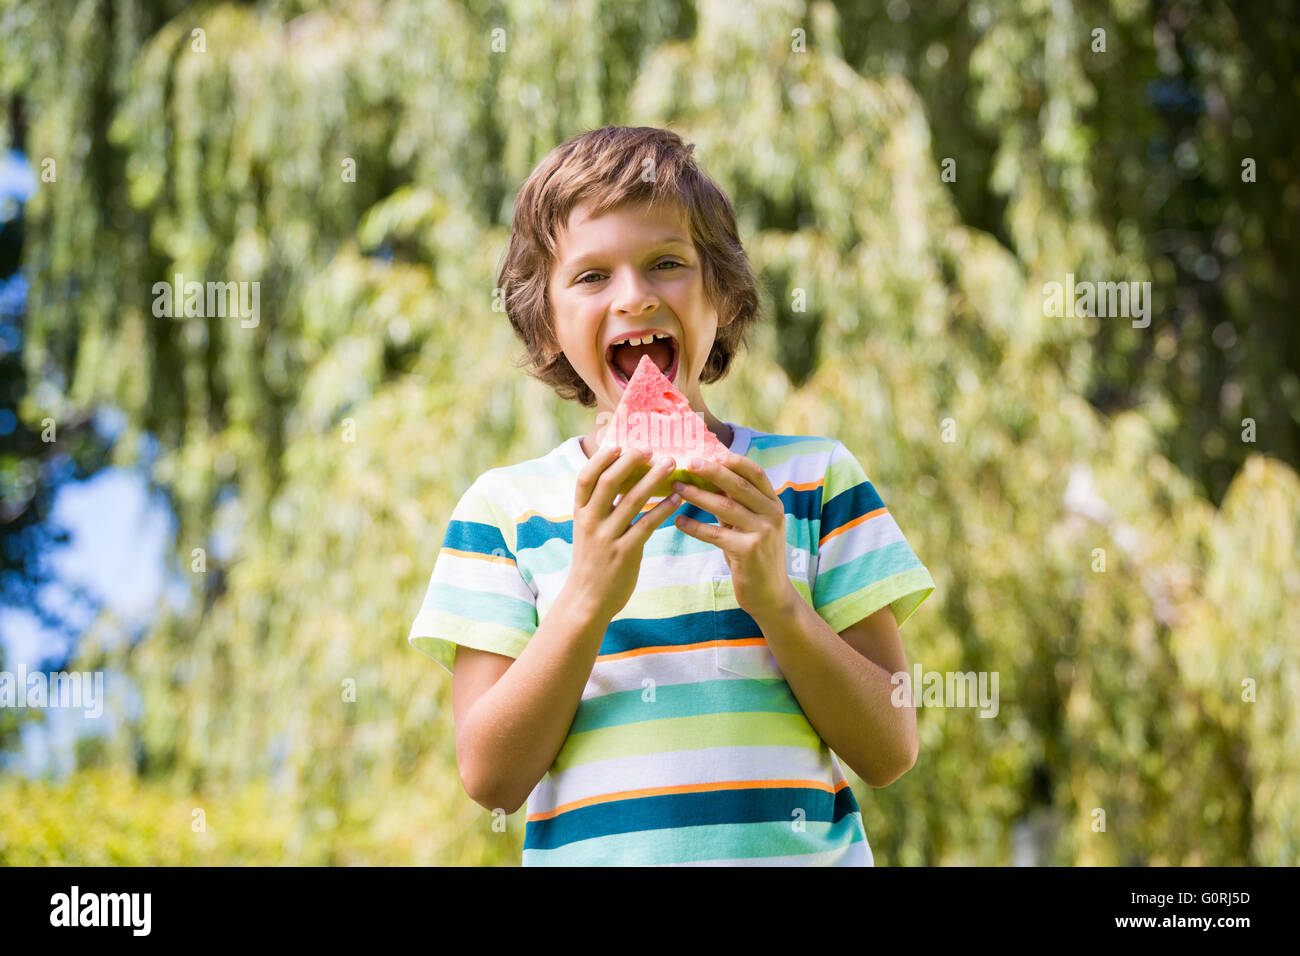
left=425, top=581, right=536, bottom=632
left=524, top=784, right=860, bottom=850
left=516, top=502, right=716, bottom=552
left=601, top=606, right=760, bottom=656
left=778, top=485, right=821, bottom=523
left=748, top=434, right=825, bottom=449
left=820, top=481, right=884, bottom=540
left=516, top=496, right=820, bottom=557
left=517, top=513, right=573, bottom=548
left=442, top=520, right=514, bottom=561
left=815, top=541, right=919, bottom=607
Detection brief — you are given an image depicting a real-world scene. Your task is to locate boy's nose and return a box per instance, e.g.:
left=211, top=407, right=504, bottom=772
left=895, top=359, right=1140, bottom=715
left=612, top=271, right=659, bottom=317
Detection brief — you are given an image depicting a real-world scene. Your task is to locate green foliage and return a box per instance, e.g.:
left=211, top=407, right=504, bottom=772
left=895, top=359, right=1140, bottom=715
left=0, top=0, right=1295, bottom=864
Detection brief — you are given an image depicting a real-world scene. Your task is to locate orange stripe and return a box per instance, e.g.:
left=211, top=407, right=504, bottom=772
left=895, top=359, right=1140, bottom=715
left=528, top=777, right=846, bottom=822
left=597, top=637, right=767, bottom=663
left=818, top=506, right=886, bottom=546
left=773, top=478, right=823, bottom=495
left=441, top=547, right=516, bottom=566
left=515, top=509, right=571, bottom=524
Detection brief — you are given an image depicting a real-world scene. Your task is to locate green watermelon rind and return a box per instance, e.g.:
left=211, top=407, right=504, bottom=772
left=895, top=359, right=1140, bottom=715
left=614, top=461, right=721, bottom=499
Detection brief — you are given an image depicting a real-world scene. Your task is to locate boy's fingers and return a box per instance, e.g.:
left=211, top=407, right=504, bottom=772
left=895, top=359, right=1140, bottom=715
left=625, top=490, right=682, bottom=545
left=574, top=445, right=623, bottom=508
left=608, top=456, right=675, bottom=530
left=590, top=448, right=653, bottom=514
left=686, top=457, right=771, bottom=513
left=674, top=513, right=740, bottom=548
left=671, top=480, right=760, bottom=530
left=723, top=452, right=779, bottom=499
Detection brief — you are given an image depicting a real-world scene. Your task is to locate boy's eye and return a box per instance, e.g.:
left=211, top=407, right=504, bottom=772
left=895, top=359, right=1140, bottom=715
left=576, top=260, right=683, bottom=285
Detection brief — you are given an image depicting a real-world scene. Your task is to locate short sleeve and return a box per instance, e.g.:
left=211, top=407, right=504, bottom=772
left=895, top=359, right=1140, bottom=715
left=813, top=442, right=935, bottom=633
left=408, top=477, right=538, bottom=676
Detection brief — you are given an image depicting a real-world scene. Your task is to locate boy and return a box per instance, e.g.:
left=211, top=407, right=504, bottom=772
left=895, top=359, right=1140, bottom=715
left=408, top=126, right=935, bottom=865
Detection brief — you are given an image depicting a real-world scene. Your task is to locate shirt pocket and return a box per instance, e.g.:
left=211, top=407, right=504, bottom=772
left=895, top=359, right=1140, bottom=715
left=710, top=528, right=816, bottom=678
left=712, top=570, right=806, bottom=681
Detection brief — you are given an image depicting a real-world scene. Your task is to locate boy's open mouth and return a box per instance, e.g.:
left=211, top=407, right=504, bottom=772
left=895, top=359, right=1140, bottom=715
left=605, top=330, right=679, bottom=387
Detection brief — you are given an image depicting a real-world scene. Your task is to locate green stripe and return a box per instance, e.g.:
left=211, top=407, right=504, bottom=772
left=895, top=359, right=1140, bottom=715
left=815, top=541, right=918, bottom=606
left=614, top=581, right=714, bottom=619
left=552, top=577, right=813, bottom=630
left=409, top=614, right=533, bottom=673
left=551, top=710, right=823, bottom=772
left=571, top=678, right=803, bottom=733
left=817, top=567, right=936, bottom=632
left=745, top=439, right=834, bottom=470
left=821, top=447, right=865, bottom=501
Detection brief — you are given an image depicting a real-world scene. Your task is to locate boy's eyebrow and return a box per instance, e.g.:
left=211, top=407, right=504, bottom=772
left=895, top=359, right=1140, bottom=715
left=561, top=234, right=692, bottom=269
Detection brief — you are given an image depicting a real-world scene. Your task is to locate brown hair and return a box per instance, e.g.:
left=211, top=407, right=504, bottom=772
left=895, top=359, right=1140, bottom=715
left=497, top=126, right=761, bottom=407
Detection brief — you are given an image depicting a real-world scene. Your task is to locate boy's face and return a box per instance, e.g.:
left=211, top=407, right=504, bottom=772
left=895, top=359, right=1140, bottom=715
left=547, top=199, right=730, bottom=413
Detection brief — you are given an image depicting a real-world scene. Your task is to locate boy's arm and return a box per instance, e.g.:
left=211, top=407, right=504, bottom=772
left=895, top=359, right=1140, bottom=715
left=451, top=448, right=683, bottom=815
left=452, top=597, right=611, bottom=815
left=759, top=599, right=918, bottom=788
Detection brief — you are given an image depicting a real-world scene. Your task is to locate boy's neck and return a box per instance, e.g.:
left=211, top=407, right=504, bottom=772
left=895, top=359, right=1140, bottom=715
left=581, top=402, right=733, bottom=458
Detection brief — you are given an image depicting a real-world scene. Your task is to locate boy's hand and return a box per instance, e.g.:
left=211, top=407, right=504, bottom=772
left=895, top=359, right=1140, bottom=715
left=671, top=452, right=798, bottom=623
left=563, top=446, right=682, bottom=623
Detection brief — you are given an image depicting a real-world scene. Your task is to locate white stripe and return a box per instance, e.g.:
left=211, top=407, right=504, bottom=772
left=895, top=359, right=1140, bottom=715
left=752, top=449, right=834, bottom=494
left=580, top=643, right=747, bottom=697
left=528, top=744, right=843, bottom=813
left=532, top=547, right=726, bottom=606
left=818, top=510, right=906, bottom=573
left=430, top=552, right=536, bottom=603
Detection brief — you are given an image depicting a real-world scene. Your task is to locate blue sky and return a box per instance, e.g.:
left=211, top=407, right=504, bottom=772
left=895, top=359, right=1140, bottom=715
left=0, top=453, right=188, bottom=776
left=2, top=147, right=193, bottom=774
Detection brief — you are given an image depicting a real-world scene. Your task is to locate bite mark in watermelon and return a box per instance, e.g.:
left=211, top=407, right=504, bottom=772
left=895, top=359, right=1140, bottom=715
left=598, top=354, right=732, bottom=496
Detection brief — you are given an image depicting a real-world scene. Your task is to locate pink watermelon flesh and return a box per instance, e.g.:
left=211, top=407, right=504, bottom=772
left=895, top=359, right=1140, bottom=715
left=598, top=354, right=730, bottom=494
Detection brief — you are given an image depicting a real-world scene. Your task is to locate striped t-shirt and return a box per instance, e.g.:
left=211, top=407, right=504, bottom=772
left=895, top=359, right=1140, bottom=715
left=409, top=423, right=935, bottom=865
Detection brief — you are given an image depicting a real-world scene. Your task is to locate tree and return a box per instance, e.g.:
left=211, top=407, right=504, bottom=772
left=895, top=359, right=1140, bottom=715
left=0, top=0, right=1294, bottom=864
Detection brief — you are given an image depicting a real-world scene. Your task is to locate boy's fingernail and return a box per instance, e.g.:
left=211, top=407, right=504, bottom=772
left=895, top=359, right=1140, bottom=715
left=668, top=492, right=681, bottom=504
left=689, top=458, right=702, bottom=468
left=673, top=481, right=685, bottom=492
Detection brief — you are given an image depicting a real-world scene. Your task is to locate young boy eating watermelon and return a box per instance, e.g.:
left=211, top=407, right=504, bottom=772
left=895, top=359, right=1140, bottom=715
left=408, top=125, right=936, bottom=865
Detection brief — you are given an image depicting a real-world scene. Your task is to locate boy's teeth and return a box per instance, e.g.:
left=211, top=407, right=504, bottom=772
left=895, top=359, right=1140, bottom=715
left=610, top=332, right=671, bottom=349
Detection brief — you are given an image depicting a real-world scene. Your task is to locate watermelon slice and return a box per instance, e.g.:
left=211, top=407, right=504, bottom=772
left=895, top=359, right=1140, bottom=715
left=598, top=353, right=731, bottom=496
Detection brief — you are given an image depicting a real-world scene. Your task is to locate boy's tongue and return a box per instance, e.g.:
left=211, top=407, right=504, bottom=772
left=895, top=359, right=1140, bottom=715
left=612, top=338, right=672, bottom=379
